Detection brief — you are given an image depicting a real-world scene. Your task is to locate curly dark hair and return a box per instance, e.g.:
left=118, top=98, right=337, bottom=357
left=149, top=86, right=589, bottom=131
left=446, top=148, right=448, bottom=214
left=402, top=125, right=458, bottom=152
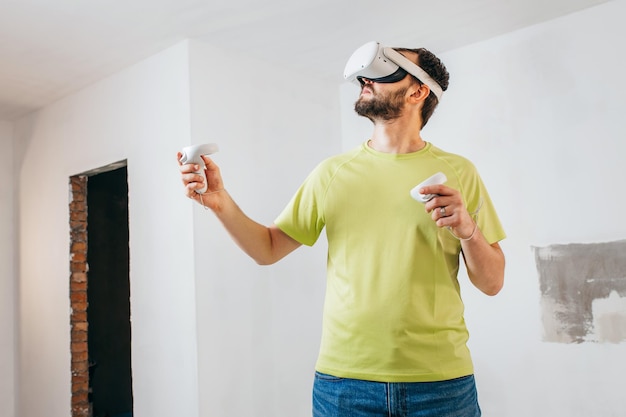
left=394, top=47, right=449, bottom=128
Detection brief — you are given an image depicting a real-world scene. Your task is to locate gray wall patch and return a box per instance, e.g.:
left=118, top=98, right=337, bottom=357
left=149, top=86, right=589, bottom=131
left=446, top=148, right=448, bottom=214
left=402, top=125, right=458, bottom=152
left=533, top=240, right=626, bottom=344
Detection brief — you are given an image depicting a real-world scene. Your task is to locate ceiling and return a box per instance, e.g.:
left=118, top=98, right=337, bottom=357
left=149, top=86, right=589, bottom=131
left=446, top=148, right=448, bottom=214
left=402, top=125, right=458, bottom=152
left=0, top=0, right=611, bottom=121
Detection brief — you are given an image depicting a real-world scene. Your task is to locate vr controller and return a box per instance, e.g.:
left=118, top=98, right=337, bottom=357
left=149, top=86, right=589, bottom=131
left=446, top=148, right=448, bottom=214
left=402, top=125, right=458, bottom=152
left=410, top=172, right=447, bottom=203
left=179, top=143, right=219, bottom=194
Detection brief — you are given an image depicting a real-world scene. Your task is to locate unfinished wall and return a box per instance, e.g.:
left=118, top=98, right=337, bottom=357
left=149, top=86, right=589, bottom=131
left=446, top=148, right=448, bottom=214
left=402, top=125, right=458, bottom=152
left=68, top=175, right=89, bottom=417
left=335, top=2, right=626, bottom=416
left=12, top=1, right=626, bottom=416
left=534, top=240, right=626, bottom=344
left=416, top=1, right=626, bottom=415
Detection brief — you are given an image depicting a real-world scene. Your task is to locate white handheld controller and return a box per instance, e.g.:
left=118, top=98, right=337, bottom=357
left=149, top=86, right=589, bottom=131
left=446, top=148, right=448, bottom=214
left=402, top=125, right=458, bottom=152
left=179, top=143, right=219, bottom=194
left=410, top=172, right=447, bottom=203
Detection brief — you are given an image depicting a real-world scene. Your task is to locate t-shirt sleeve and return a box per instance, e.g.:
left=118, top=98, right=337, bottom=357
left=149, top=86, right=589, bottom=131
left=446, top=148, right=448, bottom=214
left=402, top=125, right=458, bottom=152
left=274, top=163, right=328, bottom=247
left=460, top=164, right=506, bottom=245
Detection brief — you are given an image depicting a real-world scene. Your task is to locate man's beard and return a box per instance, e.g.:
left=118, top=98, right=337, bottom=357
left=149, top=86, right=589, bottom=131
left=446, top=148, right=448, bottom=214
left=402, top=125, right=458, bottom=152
left=354, top=85, right=409, bottom=121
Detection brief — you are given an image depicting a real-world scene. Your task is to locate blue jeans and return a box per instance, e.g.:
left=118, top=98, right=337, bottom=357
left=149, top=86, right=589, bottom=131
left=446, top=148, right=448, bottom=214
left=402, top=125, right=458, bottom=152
left=312, top=372, right=481, bottom=417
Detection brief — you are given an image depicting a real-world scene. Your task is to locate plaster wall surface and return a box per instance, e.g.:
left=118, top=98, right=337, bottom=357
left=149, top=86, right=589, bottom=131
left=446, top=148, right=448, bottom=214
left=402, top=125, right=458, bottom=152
left=337, top=2, right=626, bottom=415
left=422, top=2, right=625, bottom=415
left=188, top=39, right=341, bottom=417
left=14, top=41, right=199, bottom=417
left=0, top=120, right=16, bottom=417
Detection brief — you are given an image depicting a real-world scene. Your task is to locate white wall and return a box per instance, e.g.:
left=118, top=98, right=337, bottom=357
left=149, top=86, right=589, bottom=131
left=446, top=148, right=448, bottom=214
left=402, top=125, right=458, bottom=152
left=12, top=36, right=342, bottom=417
left=0, top=120, right=16, bottom=417
left=187, top=40, right=341, bottom=417
left=14, top=41, right=199, bottom=417
left=340, top=1, right=626, bottom=416
left=436, top=3, right=626, bottom=414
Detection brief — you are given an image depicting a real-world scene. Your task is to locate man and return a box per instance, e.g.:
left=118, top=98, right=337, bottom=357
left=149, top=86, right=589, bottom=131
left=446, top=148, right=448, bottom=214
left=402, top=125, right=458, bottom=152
left=178, top=42, right=505, bottom=417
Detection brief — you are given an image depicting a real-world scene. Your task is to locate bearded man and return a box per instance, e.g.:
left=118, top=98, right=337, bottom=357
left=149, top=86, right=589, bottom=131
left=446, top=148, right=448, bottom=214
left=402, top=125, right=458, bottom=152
left=179, top=42, right=506, bottom=417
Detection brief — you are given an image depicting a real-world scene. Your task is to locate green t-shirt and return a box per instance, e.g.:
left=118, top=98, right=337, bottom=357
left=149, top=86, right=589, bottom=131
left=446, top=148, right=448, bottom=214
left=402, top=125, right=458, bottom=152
left=275, top=142, right=506, bottom=382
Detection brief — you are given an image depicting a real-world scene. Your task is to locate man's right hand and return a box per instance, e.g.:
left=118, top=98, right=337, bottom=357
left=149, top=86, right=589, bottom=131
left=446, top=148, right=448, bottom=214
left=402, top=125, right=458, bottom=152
left=177, top=153, right=227, bottom=210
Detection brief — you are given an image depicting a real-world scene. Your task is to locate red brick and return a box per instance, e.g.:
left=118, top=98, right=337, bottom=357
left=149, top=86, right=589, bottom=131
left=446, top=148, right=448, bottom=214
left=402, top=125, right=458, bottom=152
left=70, top=280, right=87, bottom=292
left=71, top=329, right=87, bottom=342
left=71, top=351, right=88, bottom=363
left=71, top=341, right=87, bottom=353
left=71, top=391, right=88, bottom=405
left=70, top=262, right=87, bottom=273
left=71, top=272, right=87, bottom=283
left=71, top=360, right=88, bottom=373
left=72, top=322, right=88, bottom=332
left=71, top=241, right=87, bottom=252
left=71, top=252, right=86, bottom=262
left=71, top=311, right=87, bottom=322
left=70, top=292, right=87, bottom=303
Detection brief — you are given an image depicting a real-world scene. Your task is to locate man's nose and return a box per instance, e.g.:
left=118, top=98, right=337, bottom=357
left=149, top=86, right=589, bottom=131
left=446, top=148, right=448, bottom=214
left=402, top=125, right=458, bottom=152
left=359, top=77, right=374, bottom=88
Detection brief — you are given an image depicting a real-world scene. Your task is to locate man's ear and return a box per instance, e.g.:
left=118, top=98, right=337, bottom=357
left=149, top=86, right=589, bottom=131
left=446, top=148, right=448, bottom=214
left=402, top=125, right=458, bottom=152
left=409, top=83, right=430, bottom=103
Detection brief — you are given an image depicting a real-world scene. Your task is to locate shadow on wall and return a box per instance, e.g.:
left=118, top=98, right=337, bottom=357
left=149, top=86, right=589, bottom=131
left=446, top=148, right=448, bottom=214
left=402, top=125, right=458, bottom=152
left=533, top=240, right=626, bottom=344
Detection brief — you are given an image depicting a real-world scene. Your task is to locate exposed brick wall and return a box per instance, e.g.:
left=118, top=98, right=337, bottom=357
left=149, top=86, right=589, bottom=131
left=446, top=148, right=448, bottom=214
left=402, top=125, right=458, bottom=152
left=69, top=175, right=90, bottom=417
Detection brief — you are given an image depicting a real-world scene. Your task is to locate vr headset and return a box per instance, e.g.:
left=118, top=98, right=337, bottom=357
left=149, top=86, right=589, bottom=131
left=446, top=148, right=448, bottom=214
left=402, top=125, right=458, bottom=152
left=343, top=41, right=443, bottom=101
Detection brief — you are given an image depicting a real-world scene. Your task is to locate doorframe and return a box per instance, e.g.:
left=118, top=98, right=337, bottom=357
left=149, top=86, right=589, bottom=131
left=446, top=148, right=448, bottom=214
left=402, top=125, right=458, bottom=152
left=68, top=160, right=127, bottom=417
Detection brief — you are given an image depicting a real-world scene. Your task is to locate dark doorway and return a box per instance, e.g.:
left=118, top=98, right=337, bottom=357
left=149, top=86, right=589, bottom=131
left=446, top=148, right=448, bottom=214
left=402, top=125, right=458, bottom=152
left=87, top=166, right=133, bottom=417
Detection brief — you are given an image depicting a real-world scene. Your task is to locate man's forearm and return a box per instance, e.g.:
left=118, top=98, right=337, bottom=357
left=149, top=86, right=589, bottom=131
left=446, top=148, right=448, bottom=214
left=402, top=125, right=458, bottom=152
left=461, top=231, right=505, bottom=296
left=212, top=191, right=301, bottom=265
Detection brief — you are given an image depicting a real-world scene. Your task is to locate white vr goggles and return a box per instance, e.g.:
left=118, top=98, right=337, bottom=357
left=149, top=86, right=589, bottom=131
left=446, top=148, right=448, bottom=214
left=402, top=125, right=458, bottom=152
left=343, top=41, right=443, bottom=101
